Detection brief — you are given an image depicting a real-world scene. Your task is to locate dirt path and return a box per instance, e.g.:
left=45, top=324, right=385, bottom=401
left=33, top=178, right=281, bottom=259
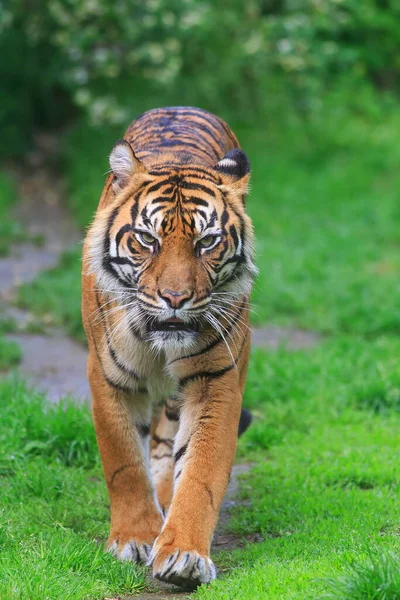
left=0, top=148, right=320, bottom=596
left=0, top=140, right=89, bottom=401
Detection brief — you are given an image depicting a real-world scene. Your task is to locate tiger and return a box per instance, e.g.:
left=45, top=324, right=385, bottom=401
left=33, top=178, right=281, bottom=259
left=82, top=106, right=256, bottom=589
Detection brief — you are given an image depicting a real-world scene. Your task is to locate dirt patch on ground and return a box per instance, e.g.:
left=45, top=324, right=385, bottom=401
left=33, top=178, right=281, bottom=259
left=5, top=331, right=89, bottom=401
left=1, top=138, right=80, bottom=302
left=252, top=325, right=321, bottom=350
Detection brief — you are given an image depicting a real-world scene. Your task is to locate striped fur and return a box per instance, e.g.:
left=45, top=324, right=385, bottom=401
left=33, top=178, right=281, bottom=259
left=82, top=107, right=255, bottom=589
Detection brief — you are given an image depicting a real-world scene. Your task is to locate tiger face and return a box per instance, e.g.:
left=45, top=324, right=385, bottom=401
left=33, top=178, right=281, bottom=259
left=87, top=141, right=256, bottom=352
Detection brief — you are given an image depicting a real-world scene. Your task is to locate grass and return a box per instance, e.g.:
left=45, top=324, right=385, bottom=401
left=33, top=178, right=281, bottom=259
left=193, top=337, right=400, bottom=599
left=0, top=172, right=23, bottom=256
left=1, top=338, right=399, bottom=598
left=0, top=377, right=146, bottom=600
left=0, top=317, right=21, bottom=370
left=245, top=107, right=400, bottom=333
left=323, top=551, right=400, bottom=600
left=0, top=336, right=21, bottom=369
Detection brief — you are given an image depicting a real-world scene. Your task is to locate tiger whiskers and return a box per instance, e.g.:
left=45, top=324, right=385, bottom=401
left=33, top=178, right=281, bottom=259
left=203, top=311, right=238, bottom=368
left=105, top=302, right=143, bottom=346
left=210, top=303, right=252, bottom=336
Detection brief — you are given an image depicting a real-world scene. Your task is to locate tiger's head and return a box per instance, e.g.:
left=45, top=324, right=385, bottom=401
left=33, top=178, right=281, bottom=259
left=87, top=140, right=256, bottom=351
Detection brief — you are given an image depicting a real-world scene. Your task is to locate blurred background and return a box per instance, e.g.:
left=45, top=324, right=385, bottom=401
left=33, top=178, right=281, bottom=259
left=0, top=0, right=399, bottom=382
left=2, top=0, right=400, bottom=343
left=1, top=0, right=400, bottom=382
left=1, top=3, right=400, bottom=598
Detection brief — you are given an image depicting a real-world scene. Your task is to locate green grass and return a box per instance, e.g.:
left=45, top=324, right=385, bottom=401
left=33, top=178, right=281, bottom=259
left=0, top=172, right=23, bottom=255
left=192, top=337, right=400, bottom=599
left=0, top=336, right=21, bottom=369
left=245, top=106, right=400, bottom=333
left=0, top=377, right=146, bottom=600
left=323, top=551, right=400, bottom=600
left=1, top=338, right=400, bottom=598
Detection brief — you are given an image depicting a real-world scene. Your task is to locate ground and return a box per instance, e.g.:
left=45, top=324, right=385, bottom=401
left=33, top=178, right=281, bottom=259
left=1, top=104, right=400, bottom=599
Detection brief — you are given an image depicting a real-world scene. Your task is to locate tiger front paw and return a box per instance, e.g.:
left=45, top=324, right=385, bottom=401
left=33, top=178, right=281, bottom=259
left=108, top=537, right=153, bottom=564
left=149, top=540, right=216, bottom=589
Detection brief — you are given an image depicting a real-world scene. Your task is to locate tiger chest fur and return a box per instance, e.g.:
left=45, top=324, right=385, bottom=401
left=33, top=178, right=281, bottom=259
left=81, top=106, right=255, bottom=589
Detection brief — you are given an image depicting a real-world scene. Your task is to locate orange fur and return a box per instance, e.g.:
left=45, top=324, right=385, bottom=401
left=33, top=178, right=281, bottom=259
left=82, top=107, right=255, bottom=588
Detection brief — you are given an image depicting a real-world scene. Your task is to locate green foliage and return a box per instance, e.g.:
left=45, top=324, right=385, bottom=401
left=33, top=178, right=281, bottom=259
left=0, top=381, right=97, bottom=469
left=323, top=551, right=400, bottom=600
left=0, top=336, right=21, bottom=370
left=2, top=0, right=400, bottom=154
left=0, top=173, right=23, bottom=255
left=0, top=377, right=145, bottom=600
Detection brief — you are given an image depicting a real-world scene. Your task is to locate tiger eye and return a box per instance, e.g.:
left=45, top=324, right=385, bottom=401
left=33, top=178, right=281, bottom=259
left=139, top=231, right=156, bottom=245
left=199, top=235, right=216, bottom=248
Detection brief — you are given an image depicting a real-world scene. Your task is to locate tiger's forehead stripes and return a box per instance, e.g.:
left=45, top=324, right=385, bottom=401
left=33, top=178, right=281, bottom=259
left=111, top=170, right=232, bottom=242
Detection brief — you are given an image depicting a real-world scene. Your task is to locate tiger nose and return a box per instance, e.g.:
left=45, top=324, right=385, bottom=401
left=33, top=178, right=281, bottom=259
left=158, top=289, right=193, bottom=309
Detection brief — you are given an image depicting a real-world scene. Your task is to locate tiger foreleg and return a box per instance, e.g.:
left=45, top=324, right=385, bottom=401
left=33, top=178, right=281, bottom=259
left=88, top=353, right=163, bottom=564
left=151, top=400, right=180, bottom=515
left=150, top=373, right=242, bottom=589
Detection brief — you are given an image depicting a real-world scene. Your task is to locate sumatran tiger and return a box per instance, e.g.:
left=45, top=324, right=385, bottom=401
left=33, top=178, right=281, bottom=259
left=82, top=106, right=256, bottom=589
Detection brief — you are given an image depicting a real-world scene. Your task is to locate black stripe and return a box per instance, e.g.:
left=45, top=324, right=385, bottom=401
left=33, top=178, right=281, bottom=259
left=178, top=332, right=248, bottom=389
left=110, top=256, right=134, bottom=266
left=179, top=364, right=234, bottom=389
left=169, top=300, right=245, bottom=364
left=115, top=223, right=132, bottom=250
left=174, top=443, right=188, bottom=463
left=180, top=181, right=216, bottom=196
left=146, top=179, right=171, bottom=194
left=95, top=291, right=141, bottom=381
left=138, top=422, right=151, bottom=437
left=88, top=321, right=136, bottom=395
left=109, top=463, right=134, bottom=485
left=230, top=224, right=239, bottom=249
left=148, top=166, right=218, bottom=182
left=184, top=196, right=209, bottom=207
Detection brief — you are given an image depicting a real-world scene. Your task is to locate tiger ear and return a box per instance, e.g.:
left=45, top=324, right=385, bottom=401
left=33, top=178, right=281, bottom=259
left=109, top=140, right=146, bottom=191
left=215, top=149, right=251, bottom=199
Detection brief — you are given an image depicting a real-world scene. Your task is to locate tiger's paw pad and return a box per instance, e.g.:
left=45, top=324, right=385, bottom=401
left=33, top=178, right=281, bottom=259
left=108, top=539, right=152, bottom=564
left=150, top=549, right=217, bottom=589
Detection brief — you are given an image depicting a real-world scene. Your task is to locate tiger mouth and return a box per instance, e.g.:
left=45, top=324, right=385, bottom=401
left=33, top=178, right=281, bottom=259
left=146, top=317, right=200, bottom=333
